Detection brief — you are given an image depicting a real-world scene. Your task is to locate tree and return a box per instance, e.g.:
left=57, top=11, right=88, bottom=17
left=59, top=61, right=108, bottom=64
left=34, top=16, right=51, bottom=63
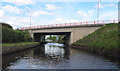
left=46, top=35, right=57, bottom=42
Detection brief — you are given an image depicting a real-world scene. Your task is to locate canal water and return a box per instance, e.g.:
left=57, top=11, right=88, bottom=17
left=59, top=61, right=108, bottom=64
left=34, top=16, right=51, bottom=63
left=2, top=43, right=119, bottom=69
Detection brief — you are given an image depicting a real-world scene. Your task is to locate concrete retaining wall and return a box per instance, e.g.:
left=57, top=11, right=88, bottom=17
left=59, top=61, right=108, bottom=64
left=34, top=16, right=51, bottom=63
left=2, top=44, right=39, bottom=55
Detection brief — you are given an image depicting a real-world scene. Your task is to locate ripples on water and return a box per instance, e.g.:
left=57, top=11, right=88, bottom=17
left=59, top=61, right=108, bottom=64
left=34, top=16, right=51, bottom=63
left=2, top=43, right=119, bottom=69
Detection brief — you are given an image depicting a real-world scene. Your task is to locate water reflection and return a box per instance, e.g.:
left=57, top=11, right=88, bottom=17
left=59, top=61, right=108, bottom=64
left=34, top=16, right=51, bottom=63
left=2, top=43, right=119, bottom=69
left=64, top=46, right=70, bottom=59
left=2, top=43, right=70, bottom=69
left=33, top=44, right=45, bottom=57
left=44, top=43, right=70, bottom=62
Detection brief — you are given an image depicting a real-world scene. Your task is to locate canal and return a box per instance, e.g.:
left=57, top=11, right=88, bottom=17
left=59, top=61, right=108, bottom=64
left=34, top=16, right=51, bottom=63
left=2, top=43, right=119, bottom=69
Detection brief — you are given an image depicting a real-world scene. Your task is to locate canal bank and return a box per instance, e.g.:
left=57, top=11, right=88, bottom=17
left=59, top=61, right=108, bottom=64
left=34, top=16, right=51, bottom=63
left=72, top=23, right=119, bottom=64
left=2, top=42, right=39, bottom=55
left=71, top=44, right=119, bottom=64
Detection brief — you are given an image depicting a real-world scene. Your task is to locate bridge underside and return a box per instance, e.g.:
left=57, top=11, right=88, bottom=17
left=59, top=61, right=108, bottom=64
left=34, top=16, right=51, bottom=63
left=34, top=32, right=71, bottom=45
left=28, top=25, right=101, bottom=46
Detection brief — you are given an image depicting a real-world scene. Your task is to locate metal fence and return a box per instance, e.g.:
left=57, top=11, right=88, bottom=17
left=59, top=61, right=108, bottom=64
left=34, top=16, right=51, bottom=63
left=19, top=20, right=118, bottom=30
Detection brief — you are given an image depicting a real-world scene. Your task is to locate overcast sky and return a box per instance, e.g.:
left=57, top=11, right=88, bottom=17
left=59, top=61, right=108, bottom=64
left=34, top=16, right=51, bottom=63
left=0, top=0, right=119, bottom=29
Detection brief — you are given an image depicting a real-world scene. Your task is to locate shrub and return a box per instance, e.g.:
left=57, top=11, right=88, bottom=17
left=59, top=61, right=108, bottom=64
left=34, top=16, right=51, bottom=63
left=2, top=26, right=31, bottom=43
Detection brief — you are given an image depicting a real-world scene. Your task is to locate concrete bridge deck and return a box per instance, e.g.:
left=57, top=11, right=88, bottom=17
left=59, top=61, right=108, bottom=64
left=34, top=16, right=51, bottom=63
left=20, top=20, right=118, bottom=45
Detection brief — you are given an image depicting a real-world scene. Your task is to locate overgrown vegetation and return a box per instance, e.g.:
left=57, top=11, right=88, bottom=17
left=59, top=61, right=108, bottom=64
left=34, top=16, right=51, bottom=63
left=74, top=23, right=119, bottom=59
left=1, top=23, right=31, bottom=43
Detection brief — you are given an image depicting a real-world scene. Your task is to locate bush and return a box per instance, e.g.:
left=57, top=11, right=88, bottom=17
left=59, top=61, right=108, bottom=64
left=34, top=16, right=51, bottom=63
left=2, top=26, right=31, bottom=43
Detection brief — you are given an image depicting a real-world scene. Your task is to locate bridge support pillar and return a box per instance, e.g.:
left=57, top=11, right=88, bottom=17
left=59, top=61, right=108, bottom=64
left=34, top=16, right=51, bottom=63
left=34, top=33, right=45, bottom=43
left=64, top=33, right=71, bottom=46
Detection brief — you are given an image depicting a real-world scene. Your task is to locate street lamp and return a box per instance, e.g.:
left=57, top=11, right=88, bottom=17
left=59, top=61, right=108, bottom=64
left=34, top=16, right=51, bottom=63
left=118, top=1, right=120, bottom=23
left=25, top=7, right=32, bottom=26
left=97, top=0, right=100, bottom=23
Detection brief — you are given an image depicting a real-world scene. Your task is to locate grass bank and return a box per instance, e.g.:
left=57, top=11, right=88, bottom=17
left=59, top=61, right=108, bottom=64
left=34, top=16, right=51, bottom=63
left=73, top=23, right=119, bottom=61
left=2, top=42, right=39, bottom=47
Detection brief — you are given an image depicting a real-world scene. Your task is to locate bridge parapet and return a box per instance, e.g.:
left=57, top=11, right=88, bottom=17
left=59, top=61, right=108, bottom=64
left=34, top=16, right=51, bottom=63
left=19, top=20, right=118, bottom=30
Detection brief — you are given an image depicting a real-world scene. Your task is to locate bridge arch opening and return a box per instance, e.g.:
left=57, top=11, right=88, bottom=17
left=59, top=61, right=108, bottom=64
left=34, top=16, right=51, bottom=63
left=33, top=32, right=71, bottom=45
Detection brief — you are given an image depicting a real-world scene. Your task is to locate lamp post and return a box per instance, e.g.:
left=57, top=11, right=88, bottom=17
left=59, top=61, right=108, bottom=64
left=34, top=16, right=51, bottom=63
left=97, top=0, right=100, bottom=23
left=25, top=7, right=32, bottom=26
left=30, top=12, right=31, bottom=26
left=118, top=1, right=120, bottom=23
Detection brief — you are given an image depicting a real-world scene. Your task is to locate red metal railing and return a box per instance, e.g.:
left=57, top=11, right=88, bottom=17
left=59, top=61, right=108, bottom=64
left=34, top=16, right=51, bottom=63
left=19, top=20, right=118, bottom=30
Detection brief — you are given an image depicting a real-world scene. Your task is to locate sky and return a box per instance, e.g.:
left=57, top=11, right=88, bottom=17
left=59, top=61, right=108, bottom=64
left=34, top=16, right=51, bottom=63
left=0, top=0, right=119, bottom=29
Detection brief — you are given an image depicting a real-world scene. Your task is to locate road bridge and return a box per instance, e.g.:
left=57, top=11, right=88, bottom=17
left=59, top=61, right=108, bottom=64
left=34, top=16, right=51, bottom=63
left=20, top=20, right=118, bottom=45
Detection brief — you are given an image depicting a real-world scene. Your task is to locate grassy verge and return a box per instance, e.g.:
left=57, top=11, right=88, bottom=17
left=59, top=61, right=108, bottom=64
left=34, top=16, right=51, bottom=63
left=73, top=23, right=119, bottom=59
left=2, top=42, right=39, bottom=47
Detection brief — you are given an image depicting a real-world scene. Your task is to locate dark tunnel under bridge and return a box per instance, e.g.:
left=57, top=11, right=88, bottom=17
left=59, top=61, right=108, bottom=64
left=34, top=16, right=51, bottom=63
left=34, top=32, right=71, bottom=45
